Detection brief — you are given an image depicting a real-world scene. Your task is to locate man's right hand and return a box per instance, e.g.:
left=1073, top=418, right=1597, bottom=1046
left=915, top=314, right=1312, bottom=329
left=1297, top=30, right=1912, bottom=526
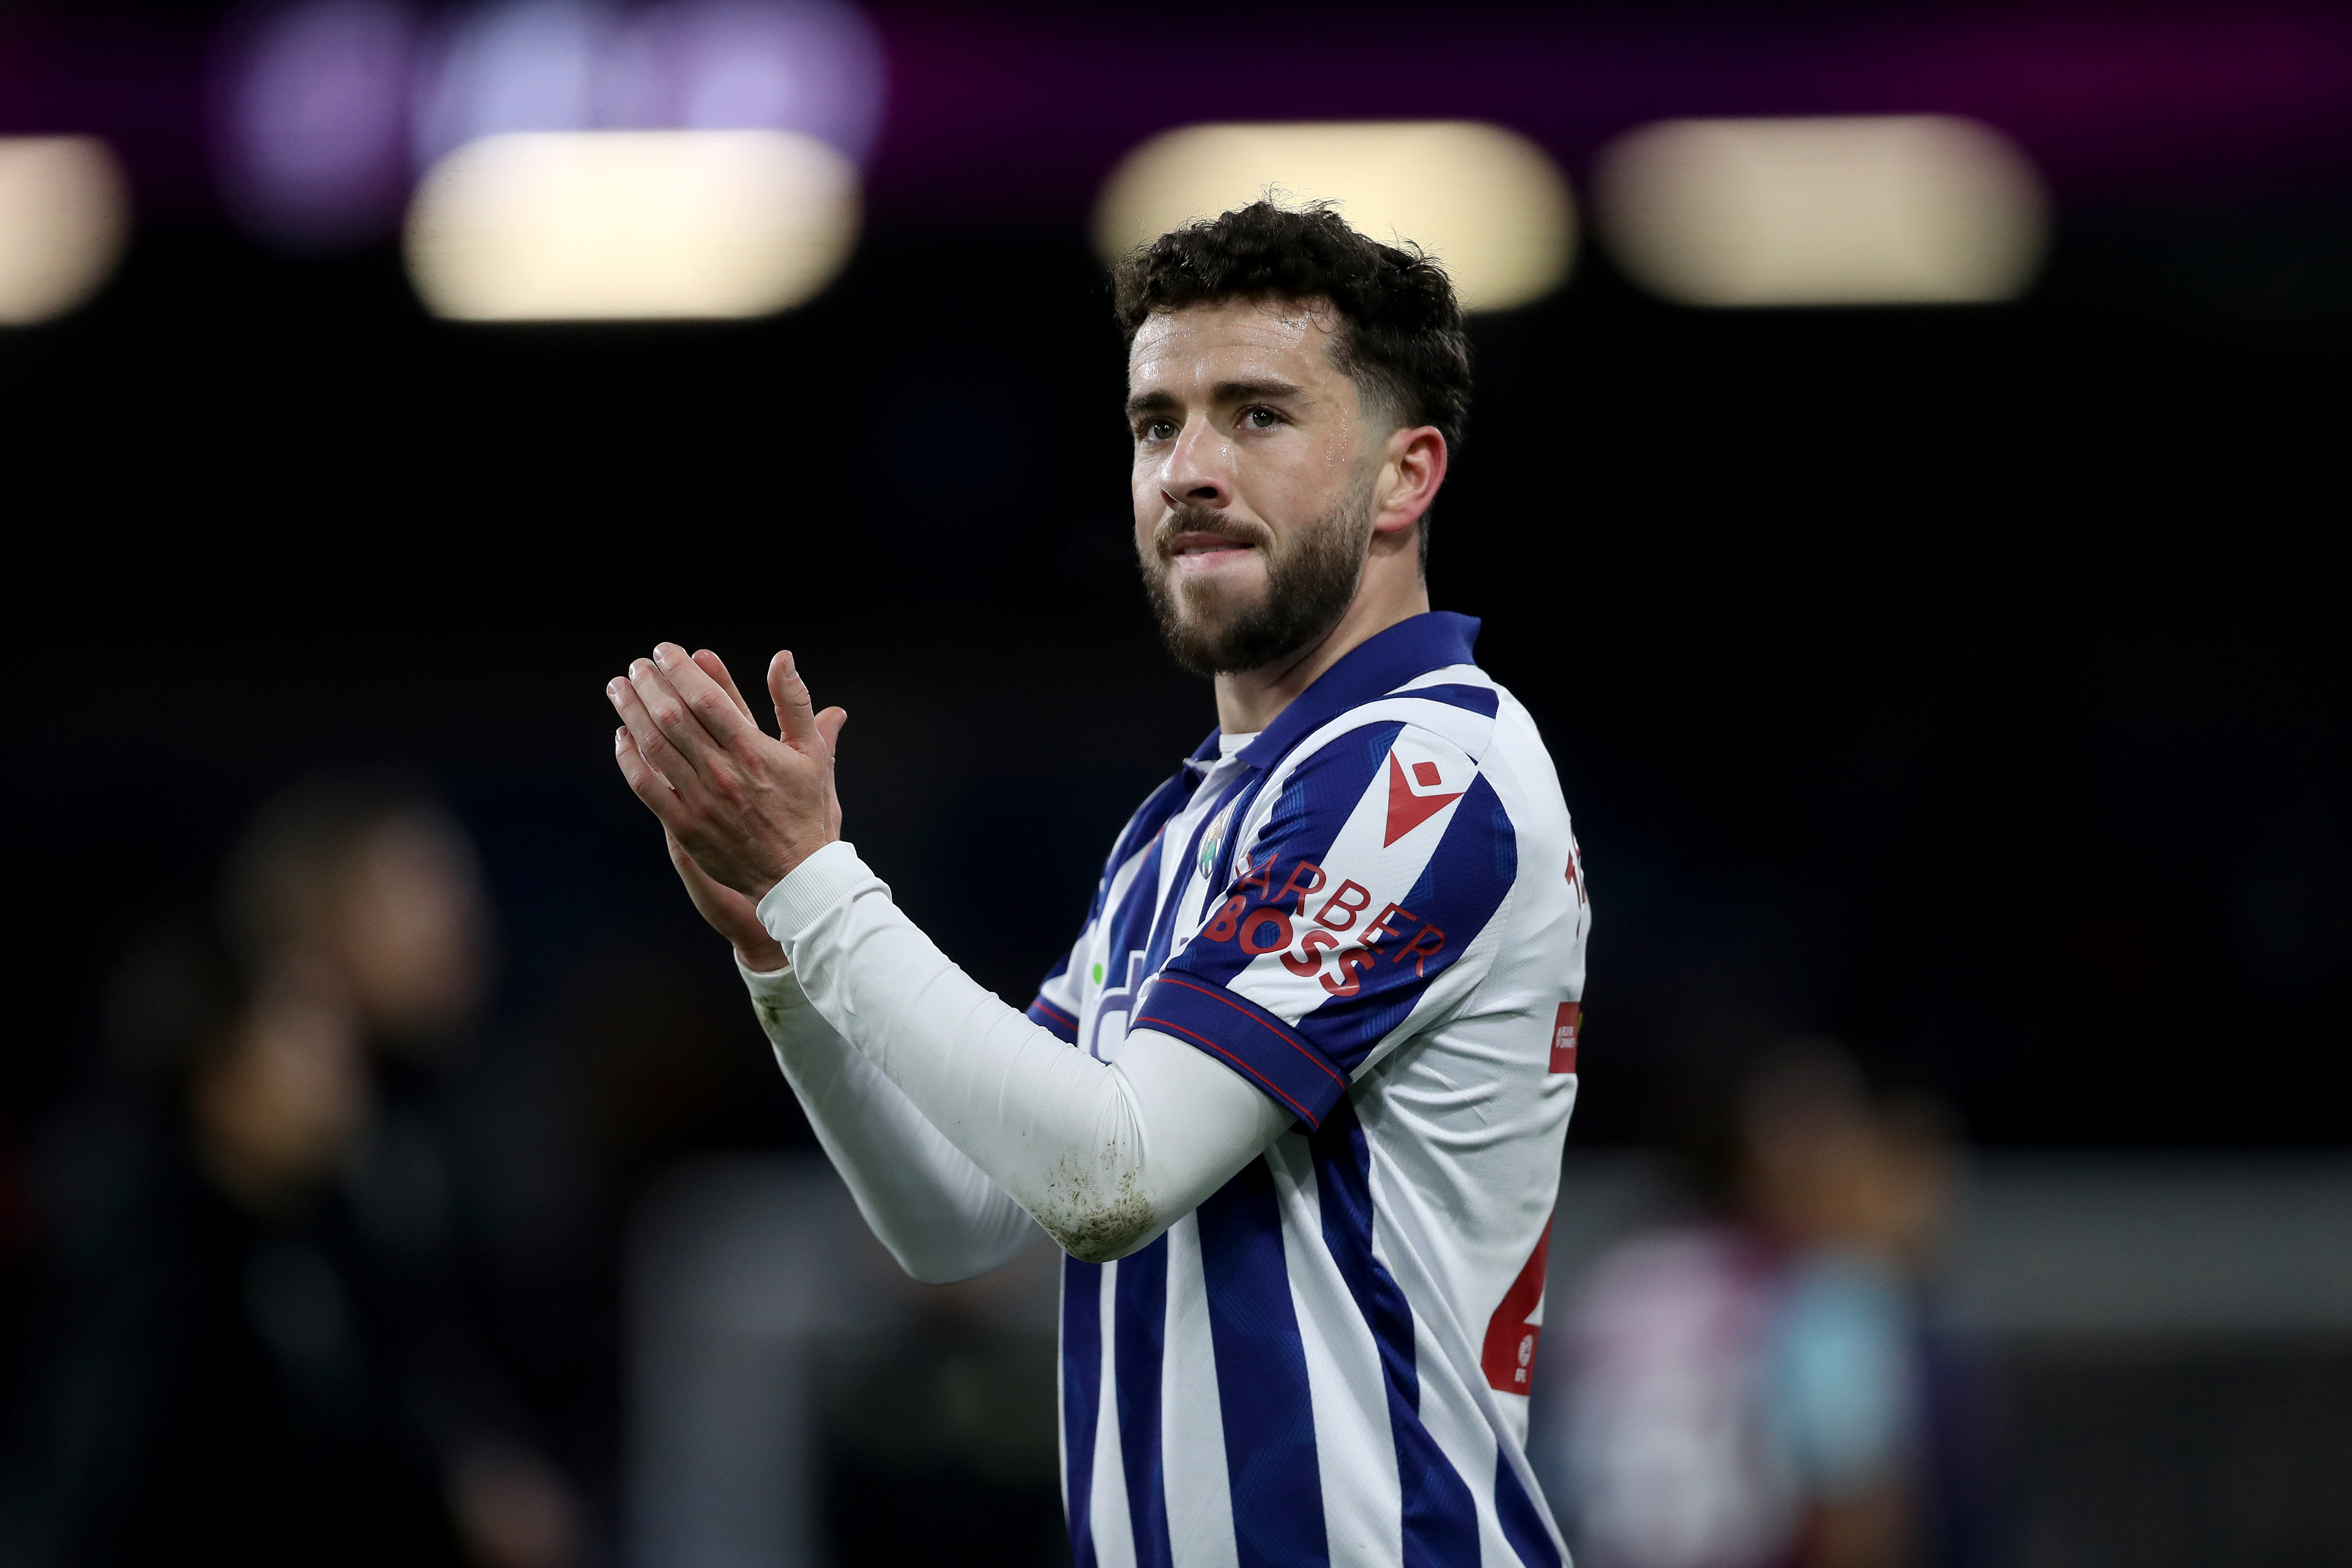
left=637, top=648, right=840, bottom=972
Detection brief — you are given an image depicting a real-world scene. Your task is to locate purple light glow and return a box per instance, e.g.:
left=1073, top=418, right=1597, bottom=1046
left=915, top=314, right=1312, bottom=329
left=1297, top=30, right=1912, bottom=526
left=49, top=2, right=2352, bottom=244
left=610, top=0, right=884, bottom=147
left=410, top=0, right=601, bottom=173
left=861, top=6, right=2352, bottom=227
left=412, top=0, right=882, bottom=173
left=204, top=0, right=880, bottom=254
left=211, top=0, right=418, bottom=251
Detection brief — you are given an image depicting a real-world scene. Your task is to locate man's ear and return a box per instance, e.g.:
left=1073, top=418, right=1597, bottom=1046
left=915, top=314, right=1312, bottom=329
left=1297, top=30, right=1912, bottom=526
left=1373, top=425, right=1448, bottom=535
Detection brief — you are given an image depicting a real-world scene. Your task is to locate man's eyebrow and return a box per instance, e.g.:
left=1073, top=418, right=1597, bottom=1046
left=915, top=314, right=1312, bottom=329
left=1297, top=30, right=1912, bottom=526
left=1213, top=378, right=1305, bottom=404
left=1123, top=379, right=1309, bottom=419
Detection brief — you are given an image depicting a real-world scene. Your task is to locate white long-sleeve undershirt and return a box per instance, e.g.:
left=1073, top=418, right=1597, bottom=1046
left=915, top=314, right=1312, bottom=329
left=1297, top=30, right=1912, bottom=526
left=751, top=841, right=1293, bottom=1268
left=741, top=959, right=1035, bottom=1283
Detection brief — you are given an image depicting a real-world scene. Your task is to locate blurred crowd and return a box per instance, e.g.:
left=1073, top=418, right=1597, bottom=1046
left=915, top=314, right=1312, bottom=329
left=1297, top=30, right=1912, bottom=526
left=0, top=775, right=1999, bottom=1568
left=1540, top=1046, right=1996, bottom=1568
left=0, top=778, right=580, bottom=1568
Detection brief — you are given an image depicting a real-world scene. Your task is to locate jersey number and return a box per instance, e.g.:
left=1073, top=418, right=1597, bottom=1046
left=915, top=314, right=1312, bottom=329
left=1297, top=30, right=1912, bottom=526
left=1479, top=1217, right=1553, bottom=1394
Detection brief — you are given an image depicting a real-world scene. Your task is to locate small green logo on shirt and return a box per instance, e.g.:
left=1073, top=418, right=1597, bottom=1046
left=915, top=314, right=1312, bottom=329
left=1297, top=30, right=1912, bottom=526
left=1199, top=806, right=1233, bottom=881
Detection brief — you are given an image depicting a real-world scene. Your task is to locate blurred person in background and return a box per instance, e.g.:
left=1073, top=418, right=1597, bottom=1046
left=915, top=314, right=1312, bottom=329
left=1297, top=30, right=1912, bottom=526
left=0, top=777, right=576, bottom=1568
left=1547, top=1044, right=1991, bottom=1568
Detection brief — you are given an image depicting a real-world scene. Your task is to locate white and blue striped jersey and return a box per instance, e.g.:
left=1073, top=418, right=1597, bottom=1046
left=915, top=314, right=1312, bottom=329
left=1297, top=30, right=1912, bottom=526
left=1023, top=612, right=1592, bottom=1568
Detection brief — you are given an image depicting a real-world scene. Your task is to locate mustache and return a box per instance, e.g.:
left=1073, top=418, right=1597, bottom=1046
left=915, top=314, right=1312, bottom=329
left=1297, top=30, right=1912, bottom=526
left=1152, top=504, right=1273, bottom=560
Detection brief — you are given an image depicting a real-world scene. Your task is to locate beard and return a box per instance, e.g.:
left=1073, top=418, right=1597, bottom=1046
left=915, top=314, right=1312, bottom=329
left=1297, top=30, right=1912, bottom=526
left=1140, top=478, right=1377, bottom=679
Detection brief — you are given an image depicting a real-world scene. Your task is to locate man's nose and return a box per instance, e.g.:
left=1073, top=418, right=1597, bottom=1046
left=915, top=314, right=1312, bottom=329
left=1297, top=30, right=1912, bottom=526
left=1159, top=416, right=1234, bottom=510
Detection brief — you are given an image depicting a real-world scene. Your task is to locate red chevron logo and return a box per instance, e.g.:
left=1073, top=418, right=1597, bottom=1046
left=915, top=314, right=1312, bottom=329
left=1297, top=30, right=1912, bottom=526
left=1383, top=752, right=1465, bottom=846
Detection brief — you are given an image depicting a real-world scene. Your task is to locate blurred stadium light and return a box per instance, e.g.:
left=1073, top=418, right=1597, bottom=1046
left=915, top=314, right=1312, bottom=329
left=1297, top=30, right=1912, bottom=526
left=1596, top=115, right=2046, bottom=307
left=210, top=0, right=419, bottom=252
left=211, top=0, right=882, bottom=256
left=404, top=128, right=857, bottom=320
left=412, top=0, right=884, bottom=174
left=1095, top=121, right=1575, bottom=312
left=0, top=137, right=130, bottom=326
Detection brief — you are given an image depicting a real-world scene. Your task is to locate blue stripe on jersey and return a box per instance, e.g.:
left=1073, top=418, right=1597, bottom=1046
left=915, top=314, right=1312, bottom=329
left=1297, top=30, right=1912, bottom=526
left=1133, top=975, right=1343, bottom=1127
left=1312, top=1102, right=1481, bottom=1568
left=1114, top=1239, right=1175, bottom=1568
left=1396, top=682, right=1501, bottom=721
left=1151, top=734, right=1519, bottom=1101
left=1087, top=825, right=1174, bottom=1061
left=1293, top=772, right=1518, bottom=1073
left=1493, top=1448, right=1564, bottom=1568
left=1234, top=613, right=1480, bottom=770
left=1062, top=1257, right=1104, bottom=1568
left=1096, top=743, right=1223, bottom=912
left=1036, top=749, right=1205, bottom=1039
left=1259, top=721, right=1407, bottom=859
left=1029, top=995, right=1079, bottom=1043
left=1142, top=721, right=1396, bottom=1097
left=1138, top=770, right=1258, bottom=985
left=1197, top=1161, right=1329, bottom=1568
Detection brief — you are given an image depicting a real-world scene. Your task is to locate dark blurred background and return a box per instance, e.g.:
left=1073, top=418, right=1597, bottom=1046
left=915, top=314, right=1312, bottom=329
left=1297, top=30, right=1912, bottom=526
left=3, top=2, right=2348, bottom=1566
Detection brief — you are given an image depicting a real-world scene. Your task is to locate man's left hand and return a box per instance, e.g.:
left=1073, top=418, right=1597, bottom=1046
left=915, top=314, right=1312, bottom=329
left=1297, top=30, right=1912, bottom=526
left=608, top=643, right=846, bottom=901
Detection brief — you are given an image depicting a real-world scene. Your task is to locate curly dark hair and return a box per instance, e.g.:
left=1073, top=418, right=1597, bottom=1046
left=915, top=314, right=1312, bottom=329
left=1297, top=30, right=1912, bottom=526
left=1111, top=201, right=1472, bottom=561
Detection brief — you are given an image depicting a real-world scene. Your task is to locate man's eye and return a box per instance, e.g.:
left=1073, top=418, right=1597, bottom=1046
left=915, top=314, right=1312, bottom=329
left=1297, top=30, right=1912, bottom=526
left=1142, top=418, right=1176, bottom=441
left=1242, top=407, right=1281, bottom=430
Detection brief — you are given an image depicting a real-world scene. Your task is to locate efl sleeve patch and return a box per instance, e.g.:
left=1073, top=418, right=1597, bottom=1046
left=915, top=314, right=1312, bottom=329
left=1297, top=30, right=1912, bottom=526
left=1549, top=1001, right=1580, bottom=1074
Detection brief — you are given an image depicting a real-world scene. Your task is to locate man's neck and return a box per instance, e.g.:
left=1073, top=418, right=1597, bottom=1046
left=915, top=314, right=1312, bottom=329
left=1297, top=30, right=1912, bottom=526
left=1213, top=571, right=1432, bottom=736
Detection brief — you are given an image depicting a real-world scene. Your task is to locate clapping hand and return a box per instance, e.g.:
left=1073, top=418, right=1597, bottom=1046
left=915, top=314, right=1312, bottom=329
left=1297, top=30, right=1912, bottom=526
left=608, top=644, right=847, bottom=965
